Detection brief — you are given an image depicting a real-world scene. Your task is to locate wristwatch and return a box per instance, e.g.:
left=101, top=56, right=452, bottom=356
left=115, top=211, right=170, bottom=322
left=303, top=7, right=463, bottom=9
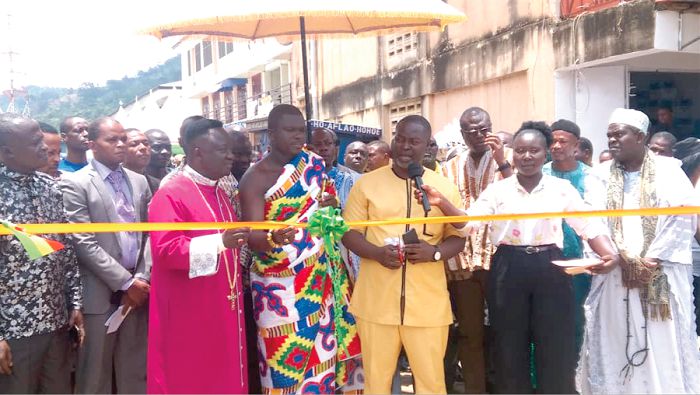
left=432, top=245, right=442, bottom=262
left=497, top=161, right=511, bottom=172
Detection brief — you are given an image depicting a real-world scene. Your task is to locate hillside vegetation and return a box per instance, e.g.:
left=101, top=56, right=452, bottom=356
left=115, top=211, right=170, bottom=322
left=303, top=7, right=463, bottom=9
left=1, top=56, right=181, bottom=129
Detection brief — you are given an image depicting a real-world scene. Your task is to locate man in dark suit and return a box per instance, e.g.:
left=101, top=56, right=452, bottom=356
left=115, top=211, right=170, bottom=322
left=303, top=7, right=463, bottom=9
left=61, top=117, right=151, bottom=394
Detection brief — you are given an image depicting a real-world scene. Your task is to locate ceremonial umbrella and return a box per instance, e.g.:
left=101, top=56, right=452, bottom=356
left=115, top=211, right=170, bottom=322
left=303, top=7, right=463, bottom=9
left=144, top=1, right=466, bottom=324
left=143, top=0, right=467, bottom=132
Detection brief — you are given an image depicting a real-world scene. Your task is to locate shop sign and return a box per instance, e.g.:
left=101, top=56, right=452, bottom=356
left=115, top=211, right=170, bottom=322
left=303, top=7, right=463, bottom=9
left=308, top=119, right=382, bottom=138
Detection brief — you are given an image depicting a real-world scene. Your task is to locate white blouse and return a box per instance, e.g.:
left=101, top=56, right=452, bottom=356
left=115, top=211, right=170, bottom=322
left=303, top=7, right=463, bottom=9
left=460, top=174, right=607, bottom=248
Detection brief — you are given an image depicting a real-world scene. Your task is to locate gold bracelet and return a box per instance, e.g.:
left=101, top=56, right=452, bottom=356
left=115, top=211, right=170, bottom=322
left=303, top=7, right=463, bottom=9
left=266, top=229, right=283, bottom=248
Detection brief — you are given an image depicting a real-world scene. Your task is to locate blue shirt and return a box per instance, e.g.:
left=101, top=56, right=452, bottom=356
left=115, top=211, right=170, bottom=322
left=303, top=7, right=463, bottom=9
left=58, top=158, right=88, bottom=173
left=328, top=165, right=362, bottom=278
left=328, top=165, right=360, bottom=209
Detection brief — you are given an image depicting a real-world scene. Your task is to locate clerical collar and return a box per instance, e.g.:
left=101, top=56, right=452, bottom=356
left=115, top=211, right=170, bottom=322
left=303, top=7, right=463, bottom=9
left=183, top=165, right=218, bottom=187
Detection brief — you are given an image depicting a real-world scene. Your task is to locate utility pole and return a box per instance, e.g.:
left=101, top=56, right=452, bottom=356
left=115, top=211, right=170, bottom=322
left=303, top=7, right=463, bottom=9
left=2, top=13, right=28, bottom=116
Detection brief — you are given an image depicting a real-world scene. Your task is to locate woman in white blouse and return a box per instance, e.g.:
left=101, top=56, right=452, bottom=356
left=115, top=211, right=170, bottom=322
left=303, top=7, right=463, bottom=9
left=419, top=122, right=620, bottom=394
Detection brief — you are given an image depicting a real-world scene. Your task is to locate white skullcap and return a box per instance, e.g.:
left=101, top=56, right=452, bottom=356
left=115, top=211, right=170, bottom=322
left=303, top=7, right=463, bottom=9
left=608, top=108, right=650, bottom=134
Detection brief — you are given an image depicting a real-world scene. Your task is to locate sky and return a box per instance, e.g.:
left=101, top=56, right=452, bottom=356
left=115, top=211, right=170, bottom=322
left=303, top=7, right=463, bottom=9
left=0, top=0, right=179, bottom=89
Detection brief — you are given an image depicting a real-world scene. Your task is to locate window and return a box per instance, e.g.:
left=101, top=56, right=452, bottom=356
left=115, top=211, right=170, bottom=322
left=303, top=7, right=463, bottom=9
left=218, top=41, right=234, bottom=58
left=385, top=32, right=418, bottom=68
left=251, top=74, right=262, bottom=97
left=212, top=93, right=221, bottom=121
left=194, top=44, right=202, bottom=72
left=224, top=90, right=234, bottom=123
left=389, top=99, right=422, bottom=131
left=202, top=40, right=213, bottom=67
left=201, top=96, right=210, bottom=117
left=186, top=52, right=191, bottom=76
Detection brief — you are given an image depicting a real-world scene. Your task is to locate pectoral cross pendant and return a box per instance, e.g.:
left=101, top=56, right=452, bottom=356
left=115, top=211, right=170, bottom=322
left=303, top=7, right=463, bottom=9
left=227, top=291, right=237, bottom=311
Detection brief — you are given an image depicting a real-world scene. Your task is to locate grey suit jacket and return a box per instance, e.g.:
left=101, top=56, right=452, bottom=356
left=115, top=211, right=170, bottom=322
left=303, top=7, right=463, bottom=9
left=60, top=162, right=152, bottom=315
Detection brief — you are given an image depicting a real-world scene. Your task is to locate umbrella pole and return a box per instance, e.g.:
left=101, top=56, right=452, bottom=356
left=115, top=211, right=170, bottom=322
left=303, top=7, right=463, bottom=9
left=300, top=16, right=313, bottom=142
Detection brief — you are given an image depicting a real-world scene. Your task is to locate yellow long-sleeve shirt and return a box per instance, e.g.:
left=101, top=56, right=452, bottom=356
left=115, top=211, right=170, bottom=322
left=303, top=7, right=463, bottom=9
left=343, top=166, right=464, bottom=327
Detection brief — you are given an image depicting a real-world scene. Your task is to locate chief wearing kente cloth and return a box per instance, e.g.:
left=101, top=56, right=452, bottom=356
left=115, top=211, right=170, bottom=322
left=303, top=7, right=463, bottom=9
left=342, top=115, right=466, bottom=394
left=239, top=105, right=362, bottom=394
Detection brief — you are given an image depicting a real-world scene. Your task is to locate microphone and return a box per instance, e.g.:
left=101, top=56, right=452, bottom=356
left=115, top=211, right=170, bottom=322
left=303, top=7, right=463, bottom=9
left=407, top=162, right=431, bottom=213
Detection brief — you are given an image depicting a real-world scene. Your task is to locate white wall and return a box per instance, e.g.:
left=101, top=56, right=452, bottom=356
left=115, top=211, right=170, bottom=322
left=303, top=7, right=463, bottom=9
left=115, top=89, right=200, bottom=142
left=655, top=10, right=700, bottom=54
left=555, top=66, right=627, bottom=159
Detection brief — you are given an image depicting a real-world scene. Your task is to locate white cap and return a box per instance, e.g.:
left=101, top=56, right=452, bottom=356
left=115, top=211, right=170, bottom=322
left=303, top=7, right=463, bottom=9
left=608, top=108, right=650, bottom=134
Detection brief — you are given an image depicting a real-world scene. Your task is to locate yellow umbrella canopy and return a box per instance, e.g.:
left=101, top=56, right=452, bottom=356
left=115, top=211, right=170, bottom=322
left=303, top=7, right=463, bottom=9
left=143, top=0, right=466, bottom=137
left=144, top=0, right=466, bottom=40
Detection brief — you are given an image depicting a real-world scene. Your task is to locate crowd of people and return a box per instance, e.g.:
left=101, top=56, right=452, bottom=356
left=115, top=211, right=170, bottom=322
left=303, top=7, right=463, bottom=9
left=1, top=103, right=699, bottom=395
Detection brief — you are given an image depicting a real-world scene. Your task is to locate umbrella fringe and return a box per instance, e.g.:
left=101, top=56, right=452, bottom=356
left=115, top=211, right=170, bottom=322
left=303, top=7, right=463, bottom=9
left=145, top=10, right=465, bottom=36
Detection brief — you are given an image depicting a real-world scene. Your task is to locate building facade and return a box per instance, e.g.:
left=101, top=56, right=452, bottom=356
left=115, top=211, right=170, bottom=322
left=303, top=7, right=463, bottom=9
left=177, top=38, right=293, bottom=152
left=294, top=0, right=700, bottom=157
left=112, top=83, right=200, bottom=142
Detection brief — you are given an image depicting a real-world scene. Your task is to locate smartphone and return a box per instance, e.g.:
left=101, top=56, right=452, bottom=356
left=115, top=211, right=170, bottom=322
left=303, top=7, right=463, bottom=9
left=68, top=325, right=80, bottom=347
left=402, top=228, right=420, bottom=245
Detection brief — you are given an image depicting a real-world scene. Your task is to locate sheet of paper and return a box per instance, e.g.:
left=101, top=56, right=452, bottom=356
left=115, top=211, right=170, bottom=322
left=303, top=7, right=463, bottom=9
left=552, top=258, right=602, bottom=268
left=553, top=258, right=602, bottom=275
left=104, top=305, right=131, bottom=334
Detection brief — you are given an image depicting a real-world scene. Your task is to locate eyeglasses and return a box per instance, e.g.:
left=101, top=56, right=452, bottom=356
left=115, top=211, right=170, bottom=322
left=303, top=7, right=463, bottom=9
left=460, top=126, right=491, bottom=136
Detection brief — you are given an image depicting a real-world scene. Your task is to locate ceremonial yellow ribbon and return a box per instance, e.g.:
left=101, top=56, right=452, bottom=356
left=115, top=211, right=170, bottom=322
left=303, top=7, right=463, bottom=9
left=1, top=206, right=699, bottom=235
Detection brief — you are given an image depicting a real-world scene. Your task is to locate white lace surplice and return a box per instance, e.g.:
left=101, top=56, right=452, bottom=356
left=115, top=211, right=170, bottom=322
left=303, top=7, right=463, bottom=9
left=579, top=157, right=700, bottom=394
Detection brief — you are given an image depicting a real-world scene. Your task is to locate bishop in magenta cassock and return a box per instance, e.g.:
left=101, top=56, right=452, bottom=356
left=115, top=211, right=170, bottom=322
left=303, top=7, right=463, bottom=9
left=147, top=119, right=251, bottom=394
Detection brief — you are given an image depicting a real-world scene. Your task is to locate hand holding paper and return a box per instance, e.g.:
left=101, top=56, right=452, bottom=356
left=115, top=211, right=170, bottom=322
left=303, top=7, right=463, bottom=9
left=553, top=258, right=602, bottom=275
left=105, top=305, right=132, bottom=334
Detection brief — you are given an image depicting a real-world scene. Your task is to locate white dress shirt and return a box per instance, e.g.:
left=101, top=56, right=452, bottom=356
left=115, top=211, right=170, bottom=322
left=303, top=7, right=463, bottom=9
left=462, top=174, right=607, bottom=248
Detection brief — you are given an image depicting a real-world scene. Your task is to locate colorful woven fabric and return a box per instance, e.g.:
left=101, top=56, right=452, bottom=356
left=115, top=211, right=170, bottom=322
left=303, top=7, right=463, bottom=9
left=252, top=149, right=363, bottom=394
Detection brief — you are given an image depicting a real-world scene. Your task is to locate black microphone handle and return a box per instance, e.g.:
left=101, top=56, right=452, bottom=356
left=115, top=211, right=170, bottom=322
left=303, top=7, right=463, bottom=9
left=413, top=176, right=432, bottom=213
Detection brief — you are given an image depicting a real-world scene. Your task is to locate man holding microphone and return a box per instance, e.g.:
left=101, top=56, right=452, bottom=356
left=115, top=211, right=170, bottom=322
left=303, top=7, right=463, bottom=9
left=342, top=115, right=465, bottom=394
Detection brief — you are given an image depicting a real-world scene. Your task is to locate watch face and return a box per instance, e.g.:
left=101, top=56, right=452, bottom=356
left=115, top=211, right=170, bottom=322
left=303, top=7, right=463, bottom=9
left=433, top=251, right=441, bottom=261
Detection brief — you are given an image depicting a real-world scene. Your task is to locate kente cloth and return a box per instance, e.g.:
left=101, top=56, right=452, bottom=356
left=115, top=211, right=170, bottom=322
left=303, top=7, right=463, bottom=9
left=251, top=149, right=363, bottom=394
left=440, top=148, right=511, bottom=280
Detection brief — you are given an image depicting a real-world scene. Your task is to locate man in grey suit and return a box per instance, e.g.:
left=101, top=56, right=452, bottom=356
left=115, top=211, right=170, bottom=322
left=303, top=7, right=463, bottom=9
left=61, top=117, right=151, bottom=394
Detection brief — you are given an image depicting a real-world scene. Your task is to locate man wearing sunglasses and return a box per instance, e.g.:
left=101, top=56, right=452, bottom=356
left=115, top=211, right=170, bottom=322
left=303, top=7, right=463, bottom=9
left=440, top=107, right=512, bottom=393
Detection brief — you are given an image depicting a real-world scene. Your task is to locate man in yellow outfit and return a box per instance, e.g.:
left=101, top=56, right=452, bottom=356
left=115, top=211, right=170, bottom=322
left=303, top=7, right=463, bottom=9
left=342, top=115, right=466, bottom=394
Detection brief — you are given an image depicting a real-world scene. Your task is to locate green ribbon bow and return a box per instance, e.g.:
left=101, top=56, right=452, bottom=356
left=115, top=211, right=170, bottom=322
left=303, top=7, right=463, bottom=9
left=307, top=206, right=351, bottom=355
left=308, top=206, right=349, bottom=264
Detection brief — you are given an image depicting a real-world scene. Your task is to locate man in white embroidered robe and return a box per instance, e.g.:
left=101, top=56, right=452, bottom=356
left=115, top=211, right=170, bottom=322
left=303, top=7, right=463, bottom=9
left=579, top=108, right=700, bottom=394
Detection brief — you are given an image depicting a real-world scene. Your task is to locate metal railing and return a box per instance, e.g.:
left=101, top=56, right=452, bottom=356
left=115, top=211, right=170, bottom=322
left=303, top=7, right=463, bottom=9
left=206, top=83, right=292, bottom=123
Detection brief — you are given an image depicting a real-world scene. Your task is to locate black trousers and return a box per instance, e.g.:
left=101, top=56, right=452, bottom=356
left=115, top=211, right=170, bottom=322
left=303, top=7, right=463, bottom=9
left=244, top=289, right=262, bottom=394
left=487, top=245, right=576, bottom=394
